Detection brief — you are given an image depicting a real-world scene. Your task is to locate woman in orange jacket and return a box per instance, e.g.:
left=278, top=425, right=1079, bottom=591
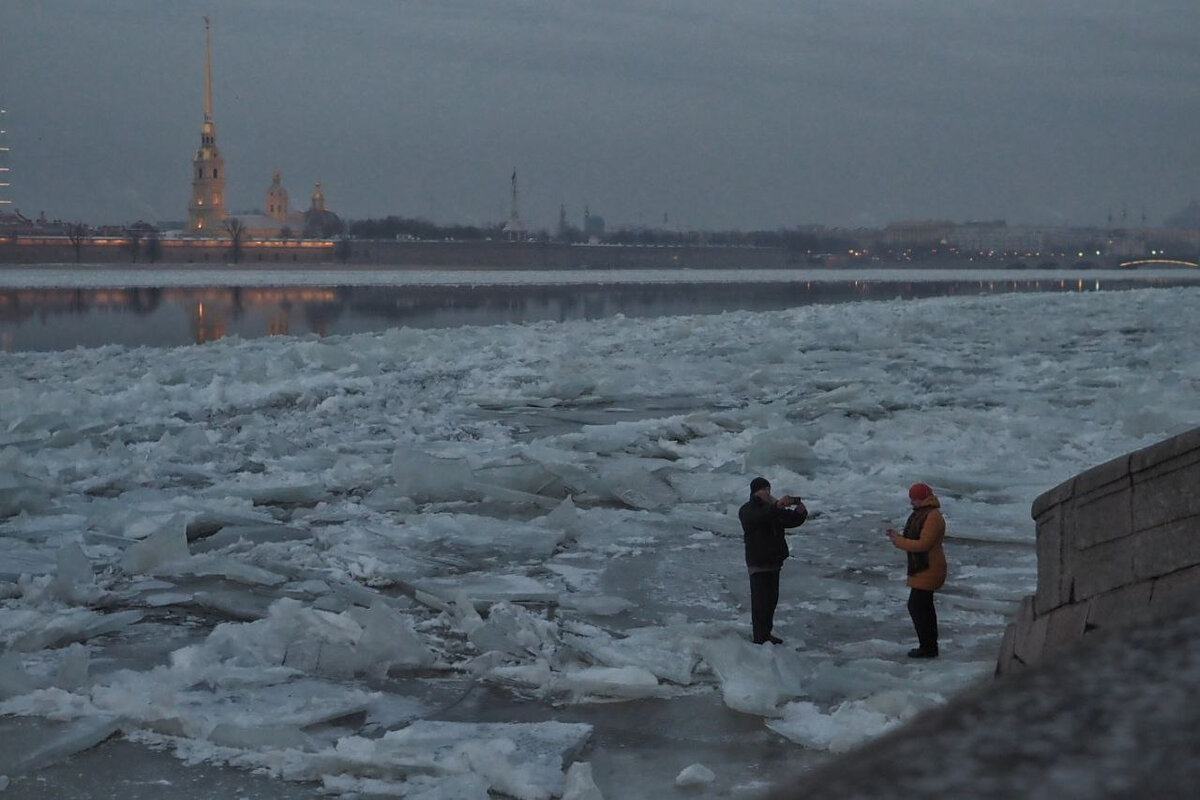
left=886, top=482, right=947, bottom=658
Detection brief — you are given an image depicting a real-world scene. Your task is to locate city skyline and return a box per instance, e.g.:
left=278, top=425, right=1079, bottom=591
left=3, top=2, right=1199, bottom=231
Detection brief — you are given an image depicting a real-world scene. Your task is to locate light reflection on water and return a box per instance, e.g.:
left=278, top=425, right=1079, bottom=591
left=0, top=277, right=1196, bottom=352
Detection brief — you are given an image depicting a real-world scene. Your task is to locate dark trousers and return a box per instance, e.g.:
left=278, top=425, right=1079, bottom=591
left=749, top=569, right=781, bottom=643
left=907, top=588, right=939, bottom=651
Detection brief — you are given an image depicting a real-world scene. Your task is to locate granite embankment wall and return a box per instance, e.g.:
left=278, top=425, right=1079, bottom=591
left=996, top=425, right=1200, bottom=673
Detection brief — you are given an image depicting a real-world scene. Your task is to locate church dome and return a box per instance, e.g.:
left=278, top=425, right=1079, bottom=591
left=302, top=182, right=342, bottom=238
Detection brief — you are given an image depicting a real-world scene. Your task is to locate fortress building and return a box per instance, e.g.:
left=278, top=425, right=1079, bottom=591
left=237, top=177, right=342, bottom=240
left=184, top=20, right=339, bottom=240
left=186, top=17, right=226, bottom=235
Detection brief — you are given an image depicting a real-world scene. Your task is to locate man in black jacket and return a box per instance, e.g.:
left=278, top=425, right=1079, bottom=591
left=738, top=476, right=808, bottom=645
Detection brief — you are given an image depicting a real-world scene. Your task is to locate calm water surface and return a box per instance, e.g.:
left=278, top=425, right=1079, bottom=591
left=2, top=272, right=1197, bottom=352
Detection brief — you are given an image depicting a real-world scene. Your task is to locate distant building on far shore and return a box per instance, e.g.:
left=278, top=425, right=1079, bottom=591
left=186, top=18, right=226, bottom=235
left=184, top=19, right=339, bottom=240
left=235, top=176, right=343, bottom=240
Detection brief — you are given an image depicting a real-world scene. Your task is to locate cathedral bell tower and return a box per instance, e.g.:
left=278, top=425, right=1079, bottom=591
left=186, top=17, right=227, bottom=235
left=266, top=171, right=289, bottom=221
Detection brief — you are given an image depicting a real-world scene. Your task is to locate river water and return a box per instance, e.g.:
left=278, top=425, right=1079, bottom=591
left=2, top=266, right=1198, bottom=352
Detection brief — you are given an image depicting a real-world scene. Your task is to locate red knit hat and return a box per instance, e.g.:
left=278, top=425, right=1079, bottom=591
left=908, top=482, right=933, bottom=502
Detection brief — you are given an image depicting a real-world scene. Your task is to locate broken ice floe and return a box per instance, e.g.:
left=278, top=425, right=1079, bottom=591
left=298, top=721, right=592, bottom=800
left=173, top=597, right=434, bottom=679
left=563, top=761, right=606, bottom=800
left=675, top=762, right=716, bottom=787
left=0, top=607, right=143, bottom=652
left=0, top=716, right=121, bottom=778
left=766, top=688, right=941, bottom=753
left=698, top=636, right=809, bottom=716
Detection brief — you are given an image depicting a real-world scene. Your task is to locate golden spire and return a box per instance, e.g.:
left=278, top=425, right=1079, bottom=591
left=203, top=16, right=213, bottom=122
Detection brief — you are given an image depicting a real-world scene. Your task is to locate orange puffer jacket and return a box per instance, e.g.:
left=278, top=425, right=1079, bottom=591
left=893, top=495, right=947, bottom=591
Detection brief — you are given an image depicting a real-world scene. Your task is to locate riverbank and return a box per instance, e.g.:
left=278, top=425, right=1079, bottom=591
left=4, top=235, right=1178, bottom=271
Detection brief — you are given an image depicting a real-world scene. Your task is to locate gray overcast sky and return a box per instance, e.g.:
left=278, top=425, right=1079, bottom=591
left=3, top=0, right=1198, bottom=231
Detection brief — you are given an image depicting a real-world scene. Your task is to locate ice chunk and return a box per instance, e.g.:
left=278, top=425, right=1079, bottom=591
left=766, top=693, right=914, bottom=753
left=286, top=579, right=333, bottom=596
left=159, top=425, right=213, bottom=456
left=541, top=496, right=584, bottom=537
left=364, top=694, right=428, bottom=731
left=0, top=716, right=120, bottom=777
left=675, top=763, right=716, bottom=787
left=563, top=628, right=696, bottom=686
left=189, top=524, right=311, bottom=554
left=53, top=643, right=90, bottom=690
left=594, top=459, right=678, bottom=510
left=451, top=591, right=486, bottom=636
left=416, top=574, right=559, bottom=608
left=473, top=461, right=564, bottom=496
left=563, top=761, right=605, bottom=800
left=318, top=720, right=592, bottom=800
left=192, top=588, right=273, bottom=621
left=472, top=481, right=561, bottom=509
left=0, top=547, right=56, bottom=583
left=397, top=513, right=567, bottom=568
left=297, top=340, right=360, bottom=370
left=224, top=481, right=327, bottom=506
left=208, top=722, right=316, bottom=751
left=121, top=518, right=190, bottom=574
left=351, top=601, right=436, bottom=675
left=744, top=426, right=821, bottom=475
left=559, top=595, right=633, bottom=617
left=0, top=653, right=40, bottom=700
left=392, top=448, right=474, bottom=502
left=142, top=590, right=195, bottom=608
left=467, top=602, right=559, bottom=658
left=361, top=485, right=418, bottom=513
left=6, top=609, right=143, bottom=652
left=0, top=471, right=51, bottom=519
left=52, top=543, right=102, bottom=606
left=182, top=555, right=288, bottom=587
left=698, top=636, right=808, bottom=716
left=185, top=507, right=278, bottom=541
left=183, top=597, right=434, bottom=679
left=320, top=773, right=490, bottom=799
left=485, top=658, right=553, bottom=691
left=552, top=665, right=665, bottom=700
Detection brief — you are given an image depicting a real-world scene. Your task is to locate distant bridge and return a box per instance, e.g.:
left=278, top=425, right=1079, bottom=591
left=1117, top=257, right=1200, bottom=269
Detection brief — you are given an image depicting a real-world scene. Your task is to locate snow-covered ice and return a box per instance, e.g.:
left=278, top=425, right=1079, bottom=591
left=1, top=274, right=1198, bottom=797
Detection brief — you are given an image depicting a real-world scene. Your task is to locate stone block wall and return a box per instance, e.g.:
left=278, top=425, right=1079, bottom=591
left=996, top=425, right=1200, bottom=674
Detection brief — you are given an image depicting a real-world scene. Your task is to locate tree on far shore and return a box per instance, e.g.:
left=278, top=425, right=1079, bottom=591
left=224, top=217, right=246, bottom=264
left=124, top=226, right=143, bottom=263
left=67, top=223, right=87, bottom=263
left=145, top=229, right=162, bottom=264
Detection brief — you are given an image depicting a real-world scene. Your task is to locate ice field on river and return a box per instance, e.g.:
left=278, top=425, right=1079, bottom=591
left=0, top=283, right=1197, bottom=798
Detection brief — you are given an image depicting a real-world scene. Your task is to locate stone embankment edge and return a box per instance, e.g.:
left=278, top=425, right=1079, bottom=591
left=995, top=425, right=1200, bottom=674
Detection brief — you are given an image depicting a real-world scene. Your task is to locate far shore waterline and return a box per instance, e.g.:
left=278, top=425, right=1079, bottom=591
left=2, top=264, right=1198, bottom=290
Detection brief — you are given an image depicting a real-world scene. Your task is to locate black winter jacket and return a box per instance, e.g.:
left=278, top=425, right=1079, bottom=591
left=738, top=495, right=808, bottom=570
